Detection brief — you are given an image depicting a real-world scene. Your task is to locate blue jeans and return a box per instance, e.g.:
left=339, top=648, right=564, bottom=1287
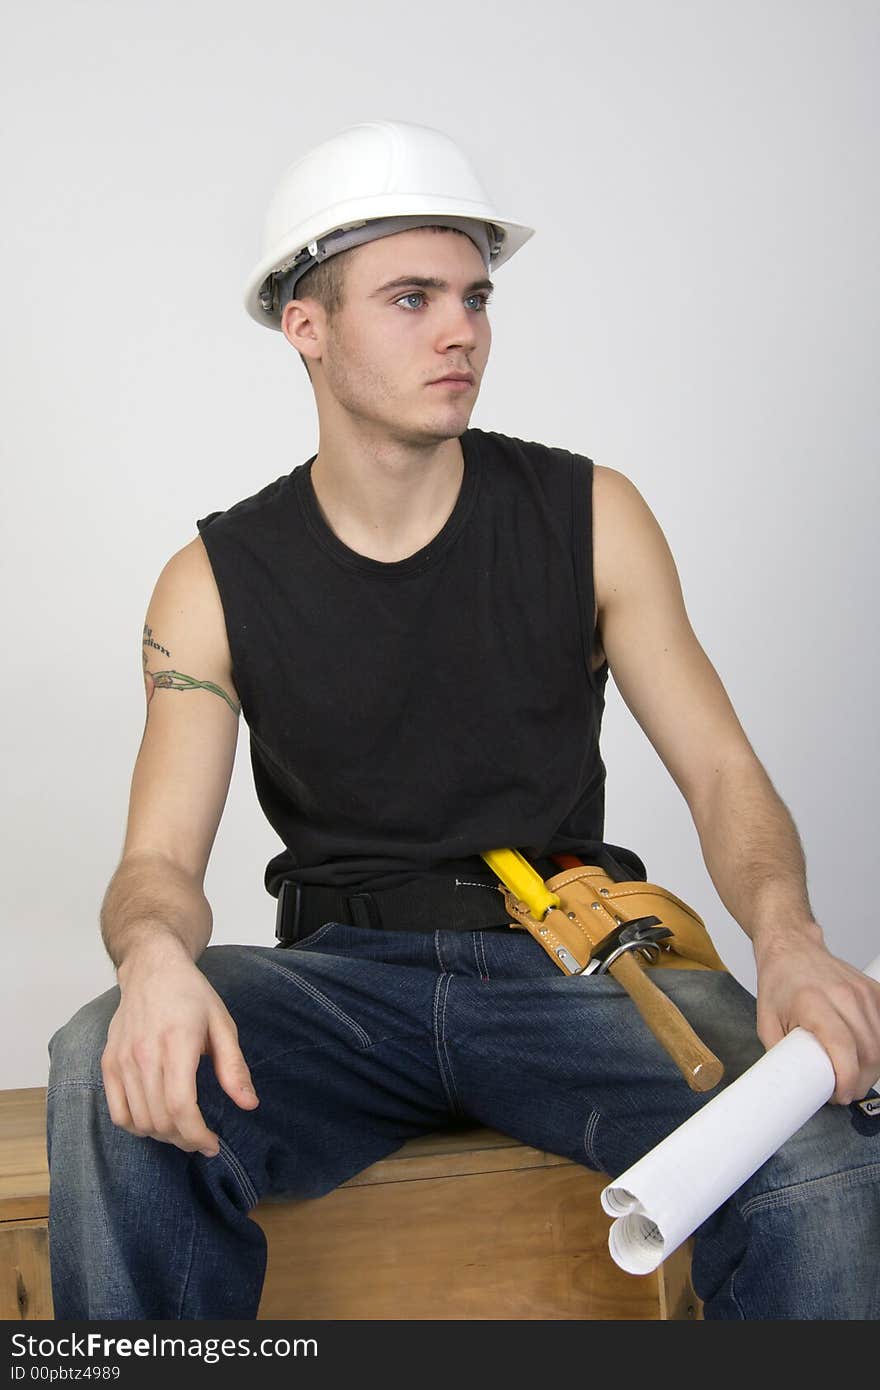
left=46, top=924, right=880, bottom=1319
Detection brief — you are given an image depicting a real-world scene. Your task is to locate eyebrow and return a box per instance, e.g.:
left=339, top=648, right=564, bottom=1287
left=371, top=275, right=495, bottom=297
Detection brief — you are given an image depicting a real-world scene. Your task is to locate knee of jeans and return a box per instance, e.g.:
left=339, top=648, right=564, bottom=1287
left=47, top=987, right=120, bottom=1086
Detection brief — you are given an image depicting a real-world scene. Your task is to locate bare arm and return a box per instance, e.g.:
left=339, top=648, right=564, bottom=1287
left=100, top=537, right=258, bottom=1156
left=102, top=539, right=240, bottom=970
left=102, top=855, right=212, bottom=976
left=688, top=757, right=880, bottom=1105
left=592, top=464, right=880, bottom=1103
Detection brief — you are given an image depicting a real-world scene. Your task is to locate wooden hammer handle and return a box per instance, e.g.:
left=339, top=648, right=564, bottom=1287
left=608, top=951, right=724, bottom=1093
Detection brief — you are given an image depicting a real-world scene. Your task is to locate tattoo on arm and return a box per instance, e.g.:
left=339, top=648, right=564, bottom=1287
left=143, top=624, right=171, bottom=660
left=142, top=624, right=241, bottom=716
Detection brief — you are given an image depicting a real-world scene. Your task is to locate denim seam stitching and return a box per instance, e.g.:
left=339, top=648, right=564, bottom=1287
left=474, top=931, right=490, bottom=979
left=433, top=929, right=447, bottom=972
left=738, top=1158, right=880, bottom=1219
left=245, top=1024, right=434, bottom=1073
left=432, top=973, right=462, bottom=1115
left=47, top=1079, right=261, bottom=1210
left=214, top=1137, right=260, bottom=1208
left=582, top=1108, right=602, bottom=1170
left=46, top=1079, right=105, bottom=1099
left=726, top=1263, right=747, bottom=1319
left=286, top=921, right=338, bottom=950
left=174, top=1204, right=199, bottom=1320
left=451, top=1037, right=610, bottom=1166
left=251, top=953, right=371, bottom=1048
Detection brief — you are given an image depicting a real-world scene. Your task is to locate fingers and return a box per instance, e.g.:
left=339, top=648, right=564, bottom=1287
left=102, top=1033, right=223, bottom=1157
left=792, top=989, right=880, bottom=1106
left=755, top=1004, right=785, bottom=1052
left=102, top=1004, right=259, bottom=1155
left=821, top=980, right=880, bottom=1103
left=809, top=1011, right=862, bottom=1105
left=160, top=1059, right=222, bottom=1157
left=101, top=1052, right=136, bottom=1132
left=208, top=1008, right=260, bottom=1112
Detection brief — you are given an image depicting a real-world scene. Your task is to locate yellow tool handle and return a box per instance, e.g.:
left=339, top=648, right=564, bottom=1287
left=608, top=951, right=724, bottom=1093
left=481, top=848, right=560, bottom=920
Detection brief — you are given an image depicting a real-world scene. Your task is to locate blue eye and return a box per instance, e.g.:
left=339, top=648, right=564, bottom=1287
left=395, top=292, right=492, bottom=312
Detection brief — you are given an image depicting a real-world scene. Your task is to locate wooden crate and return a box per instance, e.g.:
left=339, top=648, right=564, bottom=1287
left=1, top=1088, right=701, bottom=1320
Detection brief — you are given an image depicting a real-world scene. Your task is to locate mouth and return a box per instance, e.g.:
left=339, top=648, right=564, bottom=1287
left=429, top=375, right=475, bottom=389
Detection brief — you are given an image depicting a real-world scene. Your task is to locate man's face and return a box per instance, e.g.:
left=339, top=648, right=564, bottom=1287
left=301, top=227, right=493, bottom=441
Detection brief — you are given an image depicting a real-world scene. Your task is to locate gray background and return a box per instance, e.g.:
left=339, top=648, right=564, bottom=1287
left=2, top=0, right=877, bottom=1089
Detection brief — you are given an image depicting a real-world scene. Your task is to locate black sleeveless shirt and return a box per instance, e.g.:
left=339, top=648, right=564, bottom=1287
left=196, top=427, right=647, bottom=898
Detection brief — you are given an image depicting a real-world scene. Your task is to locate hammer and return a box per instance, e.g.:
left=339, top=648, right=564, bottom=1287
left=483, top=848, right=724, bottom=1093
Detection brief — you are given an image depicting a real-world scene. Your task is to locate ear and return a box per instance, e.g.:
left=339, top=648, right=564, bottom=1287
left=281, top=298, right=324, bottom=368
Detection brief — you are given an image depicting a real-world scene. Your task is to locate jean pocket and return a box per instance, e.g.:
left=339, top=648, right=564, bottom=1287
left=285, top=920, right=345, bottom=952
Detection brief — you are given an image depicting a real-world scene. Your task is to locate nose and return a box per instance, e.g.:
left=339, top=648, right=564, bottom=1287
left=433, top=297, right=483, bottom=353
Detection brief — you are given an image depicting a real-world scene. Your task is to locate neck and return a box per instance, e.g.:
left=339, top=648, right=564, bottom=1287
left=309, top=430, right=467, bottom=564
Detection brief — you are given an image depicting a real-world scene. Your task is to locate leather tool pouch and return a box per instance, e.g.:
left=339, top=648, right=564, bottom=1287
left=504, top=864, right=727, bottom=974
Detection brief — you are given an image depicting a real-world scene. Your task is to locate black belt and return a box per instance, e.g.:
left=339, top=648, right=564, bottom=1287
left=273, top=866, right=557, bottom=947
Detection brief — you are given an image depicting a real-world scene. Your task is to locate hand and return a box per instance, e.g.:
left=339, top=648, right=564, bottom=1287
left=753, top=924, right=880, bottom=1105
left=101, top=938, right=259, bottom=1157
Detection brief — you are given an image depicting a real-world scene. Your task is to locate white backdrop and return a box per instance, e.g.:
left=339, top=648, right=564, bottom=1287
left=1, top=0, right=877, bottom=1090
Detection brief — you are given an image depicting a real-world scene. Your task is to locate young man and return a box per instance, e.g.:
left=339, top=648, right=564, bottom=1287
left=47, top=120, right=880, bottom=1319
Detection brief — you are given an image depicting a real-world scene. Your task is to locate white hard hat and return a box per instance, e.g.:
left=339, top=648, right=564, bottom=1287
left=243, top=119, right=535, bottom=331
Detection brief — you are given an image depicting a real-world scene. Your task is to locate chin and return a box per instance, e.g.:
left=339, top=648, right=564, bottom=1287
left=424, top=408, right=473, bottom=436
left=426, top=393, right=476, bottom=417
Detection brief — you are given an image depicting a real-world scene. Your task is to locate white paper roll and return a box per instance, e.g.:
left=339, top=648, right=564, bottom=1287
left=601, top=952, right=880, bottom=1275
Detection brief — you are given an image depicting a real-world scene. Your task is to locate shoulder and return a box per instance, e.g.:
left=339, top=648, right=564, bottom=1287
left=468, top=427, right=585, bottom=473
left=591, top=465, right=673, bottom=615
left=196, top=470, right=295, bottom=538
left=143, top=535, right=237, bottom=701
left=593, top=462, right=640, bottom=504
left=153, top=536, right=227, bottom=624
left=153, top=534, right=212, bottom=585
left=480, top=431, right=632, bottom=501
left=471, top=430, right=600, bottom=513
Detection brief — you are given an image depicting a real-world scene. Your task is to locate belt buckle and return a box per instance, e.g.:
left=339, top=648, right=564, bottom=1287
left=347, top=891, right=381, bottom=931
left=275, top=880, right=303, bottom=947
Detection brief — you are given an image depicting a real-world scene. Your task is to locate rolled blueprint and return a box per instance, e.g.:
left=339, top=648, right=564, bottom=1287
left=601, top=952, right=880, bottom=1275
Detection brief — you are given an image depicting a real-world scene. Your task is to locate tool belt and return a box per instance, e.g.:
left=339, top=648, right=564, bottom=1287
left=274, top=852, right=728, bottom=1095
left=273, top=867, right=555, bottom=946
left=504, top=864, right=727, bottom=975
left=274, top=857, right=725, bottom=972
left=484, top=850, right=728, bottom=1092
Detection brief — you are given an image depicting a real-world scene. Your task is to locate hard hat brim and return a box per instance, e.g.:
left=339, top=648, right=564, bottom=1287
left=243, top=192, right=535, bottom=331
